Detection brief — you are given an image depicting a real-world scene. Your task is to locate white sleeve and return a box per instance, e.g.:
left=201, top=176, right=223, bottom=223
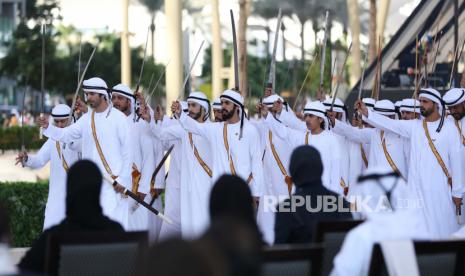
left=25, top=139, right=52, bottom=169
left=160, top=124, right=185, bottom=141
left=43, top=114, right=84, bottom=143
left=177, top=112, right=212, bottom=142
left=249, top=127, right=265, bottom=197
left=364, top=110, right=413, bottom=138
left=138, top=126, right=156, bottom=194
left=264, top=114, right=305, bottom=148
left=449, top=125, right=464, bottom=198
left=279, top=109, right=307, bottom=131
left=329, top=135, right=342, bottom=193
left=333, top=120, right=371, bottom=144
left=117, top=117, right=132, bottom=187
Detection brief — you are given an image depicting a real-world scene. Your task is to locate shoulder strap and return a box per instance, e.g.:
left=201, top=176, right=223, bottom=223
left=189, top=132, right=212, bottom=177
left=269, top=131, right=292, bottom=196
left=454, top=120, right=465, bottom=146
left=380, top=131, right=405, bottom=180
left=360, top=144, right=369, bottom=168
left=223, top=123, right=236, bottom=175
left=305, top=132, right=309, bottom=145
left=423, top=120, right=452, bottom=187
left=91, top=111, right=117, bottom=180
left=55, top=141, right=69, bottom=172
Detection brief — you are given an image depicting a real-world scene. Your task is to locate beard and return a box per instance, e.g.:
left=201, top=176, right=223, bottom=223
left=222, top=106, right=237, bottom=120
left=420, top=107, right=433, bottom=117
left=189, top=110, right=202, bottom=121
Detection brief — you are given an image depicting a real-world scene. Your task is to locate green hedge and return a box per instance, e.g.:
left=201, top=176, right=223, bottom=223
left=0, top=126, right=46, bottom=151
left=0, top=181, right=48, bottom=247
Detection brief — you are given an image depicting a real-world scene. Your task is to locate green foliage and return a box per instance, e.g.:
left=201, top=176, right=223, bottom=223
left=0, top=126, right=45, bottom=151
left=0, top=181, right=48, bottom=247
left=0, top=0, right=166, bottom=99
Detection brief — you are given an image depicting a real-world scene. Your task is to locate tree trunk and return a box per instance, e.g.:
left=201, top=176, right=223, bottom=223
left=165, top=0, right=183, bottom=107
left=368, top=0, right=377, bottom=63
left=211, top=0, right=223, bottom=99
left=238, top=0, right=250, bottom=100
left=150, top=12, right=156, bottom=59
left=377, top=0, right=390, bottom=47
left=300, top=19, right=305, bottom=60
left=347, top=0, right=361, bottom=86
left=121, top=0, right=131, bottom=85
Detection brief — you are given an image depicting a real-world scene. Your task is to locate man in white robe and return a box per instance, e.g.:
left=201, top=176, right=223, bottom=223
left=330, top=99, right=408, bottom=179
left=16, top=104, right=80, bottom=230
left=144, top=102, right=189, bottom=240
left=323, top=98, right=351, bottom=195
left=263, top=101, right=342, bottom=195
left=173, top=90, right=264, bottom=204
left=357, top=88, right=464, bottom=238
left=147, top=92, right=213, bottom=239
left=443, top=88, right=465, bottom=223
left=331, top=166, right=430, bottom=276
left=36, top=77, right=132, bottom=225
left=110, top=84, right=157, bottom=231
left=253, top=94, right=294, bottom=244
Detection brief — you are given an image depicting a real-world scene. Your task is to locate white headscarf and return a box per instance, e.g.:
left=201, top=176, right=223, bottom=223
left=50, top=104, right=71, bottom=126
left=419, top=88, right=445, bottom=132
left=220, top=89, right=246, bottom=139
left=212, top=97, right=222, bottom=110
left=374, top=99, right=396, bottom=116
left=355, top=165, right=402, bottom=215
left=83, top=77, right=109, bottom=100
left=323, top=97, right=348, bottom=122
left=83, top=77, right=111, bottom=117
left=443, top=88, right=465, bottom=107
left=111, top=83, right=136, bottom=119
left=187, top=91, right=210, bottom=121
left=362, top=98, right=376, bottom=111
left=400, top=98, right=420, bottom=113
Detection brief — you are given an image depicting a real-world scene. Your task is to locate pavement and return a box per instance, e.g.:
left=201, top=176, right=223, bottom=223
left=0, top=150, right=50, bottom=182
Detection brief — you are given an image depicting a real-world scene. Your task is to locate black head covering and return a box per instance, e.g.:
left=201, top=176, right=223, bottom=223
left=209, top=175, right=256, bottom=231
left=64, top=160, right=109, bottom=228
left=289, top=145, right=323, bottom=188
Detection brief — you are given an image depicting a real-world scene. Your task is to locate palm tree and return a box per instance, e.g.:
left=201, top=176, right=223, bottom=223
left=368, top=0, right=377, bottom=63
left=138, top=0, right=163, bottom=59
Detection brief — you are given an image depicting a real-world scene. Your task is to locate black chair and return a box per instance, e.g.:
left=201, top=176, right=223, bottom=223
left=261, top=244, right=324, bottom=276
left=369, top=240, right=465, bottom=276
left=313, top=220, right=364, bottom=276
left=45, top=231, right=148, bottom=276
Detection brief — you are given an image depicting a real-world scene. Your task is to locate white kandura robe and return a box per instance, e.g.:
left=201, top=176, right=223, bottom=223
left=119, top=114, right=158, bottom=232
left=150, top=116, right=182, bottom=240
left=153, top=119, right=213, bottom=239
left=447, top=116, right=465, bottom=223
left=333, top=120, right=408, bottom=179
left=146, top=131, right=166, bottom=243
left=331, top=209, right=430, bottom=276
left=264, top=115, right=342, bottom=195
left=347, top=140, right=369, bottom=197
left=252, top=111, right=294, bottom=245
left=43, top=106, right=132, bottom=225
left=177, top=112, right=265, bottom=197
left=25, top=138, right=80, bottom=230
left=365, top=110, right=464, bottom=238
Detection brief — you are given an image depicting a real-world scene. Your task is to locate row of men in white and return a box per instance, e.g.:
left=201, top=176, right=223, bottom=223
left=27, top=76, right=465, bottom=246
